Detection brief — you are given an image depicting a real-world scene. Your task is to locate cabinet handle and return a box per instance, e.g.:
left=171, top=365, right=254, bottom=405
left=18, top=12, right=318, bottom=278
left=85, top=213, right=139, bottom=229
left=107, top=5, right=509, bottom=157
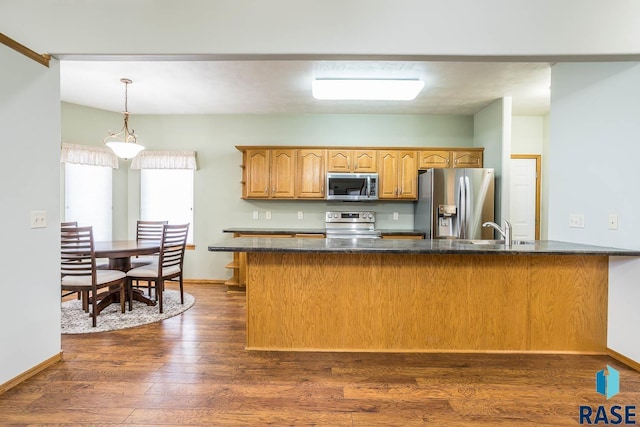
left=347, top=158, right=350, bottom=170
left=264, top=186, right=268, bottom=193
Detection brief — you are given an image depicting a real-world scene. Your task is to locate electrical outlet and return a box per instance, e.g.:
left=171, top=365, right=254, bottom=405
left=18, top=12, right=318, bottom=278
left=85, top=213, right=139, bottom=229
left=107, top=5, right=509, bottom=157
left=265, top=211, right=272, bottom=220
left=252, top=211, right=259, bottom=220
left=569, top=214, right=585, bottom=228
left=608, top=214, right=618, bottom=230
left=297, top=211, right=304, bottom=220
left=30, top=210, right=47, bottom=228
left=393, top=212, right=399, bottom=221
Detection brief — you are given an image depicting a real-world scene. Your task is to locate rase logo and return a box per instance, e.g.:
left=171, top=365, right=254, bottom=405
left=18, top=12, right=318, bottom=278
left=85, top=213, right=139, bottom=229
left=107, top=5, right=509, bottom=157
left=579, top=365, right=636, bottom=425
left=597, top=365, right=620, bottom=400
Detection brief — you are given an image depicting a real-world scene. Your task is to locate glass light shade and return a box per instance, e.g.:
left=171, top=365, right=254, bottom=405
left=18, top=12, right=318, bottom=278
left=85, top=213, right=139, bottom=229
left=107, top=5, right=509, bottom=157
left=106, top=140, right=145, bottom=160
left=312, top=79, right=425, bottom=101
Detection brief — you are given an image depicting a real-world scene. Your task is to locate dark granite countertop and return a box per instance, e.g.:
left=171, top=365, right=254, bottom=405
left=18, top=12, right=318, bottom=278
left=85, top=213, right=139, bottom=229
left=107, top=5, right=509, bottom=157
left=209, top=237, right=640, bottom=256
left=222, top=227, right=424, bottom=236
left=222, top=228, right=326, bottom=235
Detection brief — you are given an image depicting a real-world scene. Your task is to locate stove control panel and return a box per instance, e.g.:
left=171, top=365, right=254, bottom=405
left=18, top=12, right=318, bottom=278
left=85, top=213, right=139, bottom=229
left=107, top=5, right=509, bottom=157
left=325, top=211, right=376, bottom=223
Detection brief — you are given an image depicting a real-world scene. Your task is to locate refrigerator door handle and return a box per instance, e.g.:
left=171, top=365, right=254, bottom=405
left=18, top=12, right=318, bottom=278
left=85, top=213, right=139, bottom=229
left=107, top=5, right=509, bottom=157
left=464, top=175, right=471, bottom=239
left=458, top=176, right=466, bottom=239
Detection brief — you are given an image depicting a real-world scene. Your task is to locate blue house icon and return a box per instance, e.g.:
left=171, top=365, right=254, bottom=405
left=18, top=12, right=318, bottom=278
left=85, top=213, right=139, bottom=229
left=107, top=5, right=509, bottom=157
left=596, top=365, right=620, bottom=399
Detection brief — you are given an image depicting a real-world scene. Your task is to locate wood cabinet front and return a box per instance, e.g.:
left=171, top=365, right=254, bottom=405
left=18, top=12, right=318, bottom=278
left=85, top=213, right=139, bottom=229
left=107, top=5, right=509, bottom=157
left=243, top=149, right=295, bottom=199
left=296, top=149, right=325, bottom=199
left=270, top=149, right=296, bottom=198
left=419, top=150, right=451, bottom=169
left=378, top=150, right=417, bottom=200
left=244, top=149, right=270, bottom=198
left=327, top=149, right=377, bottom=172
left=453, top=150, right=483, bottom=168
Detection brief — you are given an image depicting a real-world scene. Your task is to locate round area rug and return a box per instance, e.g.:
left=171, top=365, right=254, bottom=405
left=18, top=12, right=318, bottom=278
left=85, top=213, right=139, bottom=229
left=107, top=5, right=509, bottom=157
left=61, top=290, right=195, bottom=334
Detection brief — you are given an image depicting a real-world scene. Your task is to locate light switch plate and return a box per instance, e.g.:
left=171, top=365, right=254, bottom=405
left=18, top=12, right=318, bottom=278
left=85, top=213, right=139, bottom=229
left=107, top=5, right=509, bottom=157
left=569, top=214, right=585, bottom=228
left=393, top=212, right=399, bottom=220
left=608, top=214, right=618, bottom=230
left=31, top=210, right=47, bottom=228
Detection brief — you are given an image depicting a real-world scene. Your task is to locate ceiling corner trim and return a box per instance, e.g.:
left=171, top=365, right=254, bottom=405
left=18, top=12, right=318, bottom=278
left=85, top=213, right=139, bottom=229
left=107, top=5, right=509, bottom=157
left=0, top=33, right=50, bottom=67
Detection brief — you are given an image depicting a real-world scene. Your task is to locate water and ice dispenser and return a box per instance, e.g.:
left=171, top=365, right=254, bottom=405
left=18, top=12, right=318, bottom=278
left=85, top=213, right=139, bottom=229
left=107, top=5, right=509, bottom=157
left=437, top=204, right=458, bottom=238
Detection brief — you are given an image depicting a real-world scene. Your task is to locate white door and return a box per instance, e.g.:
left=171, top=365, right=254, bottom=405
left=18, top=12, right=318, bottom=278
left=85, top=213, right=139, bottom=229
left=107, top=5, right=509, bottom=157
left=510, top=158, right=537, bottom=240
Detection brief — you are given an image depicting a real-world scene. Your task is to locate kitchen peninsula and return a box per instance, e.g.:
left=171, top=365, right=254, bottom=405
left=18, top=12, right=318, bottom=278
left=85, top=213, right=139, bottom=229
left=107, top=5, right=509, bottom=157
left=208, top=238, right=640, bottom=362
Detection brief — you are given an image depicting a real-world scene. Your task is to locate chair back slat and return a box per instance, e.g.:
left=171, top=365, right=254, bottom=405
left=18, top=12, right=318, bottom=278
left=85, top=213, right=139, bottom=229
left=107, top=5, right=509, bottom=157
left=60, top=226, right=96, bottom=278
left=137, top=220, right=168, bottom=241
left=159, top=224, right=190, bottom=270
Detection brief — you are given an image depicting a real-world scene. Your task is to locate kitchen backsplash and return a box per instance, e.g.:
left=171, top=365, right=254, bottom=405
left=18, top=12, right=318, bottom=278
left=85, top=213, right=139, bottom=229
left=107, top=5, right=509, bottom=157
left=238, top=200, right=416, bottom=229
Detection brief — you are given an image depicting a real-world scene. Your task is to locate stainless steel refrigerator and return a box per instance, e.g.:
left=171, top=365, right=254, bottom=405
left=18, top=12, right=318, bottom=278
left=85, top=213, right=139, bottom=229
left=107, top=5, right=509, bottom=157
left=414, top=168, right=495, bottom=240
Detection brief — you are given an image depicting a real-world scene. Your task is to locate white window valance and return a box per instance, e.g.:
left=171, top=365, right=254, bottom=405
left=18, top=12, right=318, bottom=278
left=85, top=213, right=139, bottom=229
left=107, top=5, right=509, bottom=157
left=60, top=143, right=119, bottom=169
left=130, top=151, right=198, bottom=170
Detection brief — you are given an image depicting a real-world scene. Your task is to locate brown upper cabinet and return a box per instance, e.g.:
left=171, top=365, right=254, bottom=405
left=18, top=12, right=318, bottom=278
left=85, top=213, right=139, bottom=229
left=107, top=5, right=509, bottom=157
left=378, top=150, right=418, bottom=200
left=327, top=149, right=377, bottom=172
left=296, top=149, right=326, bottom=199
left=242, top=148, right=296, bottom=198
left=418, top=148, right=484, bottom=170
left=418, top=150, right=451, bottom=169
left=452, top=150, right=483, bottom=168
left=238, top=146, right=482, bottom=200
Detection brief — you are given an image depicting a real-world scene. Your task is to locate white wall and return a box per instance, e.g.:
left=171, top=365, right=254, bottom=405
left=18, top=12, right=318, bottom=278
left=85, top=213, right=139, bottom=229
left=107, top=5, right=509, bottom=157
left=473, top=98, right=512, bottom=224
left=512, top=116, right=544, bottom=154
left=3, top=1, right=640, bottom=57
left=548, top=62, right=640, bottom=363
left=61, top=104, right=475, bottom=279
left=0, top=46, right=61, bottom=385
left=548, top=62, right=640, bottom=249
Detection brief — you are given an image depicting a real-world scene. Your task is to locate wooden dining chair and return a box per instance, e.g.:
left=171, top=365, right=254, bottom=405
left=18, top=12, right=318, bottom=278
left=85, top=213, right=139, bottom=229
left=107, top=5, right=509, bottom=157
left=60, top=226, right=127, bottom=327
left=131, top=220, right=168, bottom=297
left=126, top=223, right=190, bottom=313
left=61, top=221, right=80, bottom=299
left=131, top=220, right=168, bottom=268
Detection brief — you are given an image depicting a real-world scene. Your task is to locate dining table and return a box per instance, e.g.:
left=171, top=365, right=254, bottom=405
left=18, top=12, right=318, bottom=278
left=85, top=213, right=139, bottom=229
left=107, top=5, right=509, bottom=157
left=94, top=239, right=161, bottom=308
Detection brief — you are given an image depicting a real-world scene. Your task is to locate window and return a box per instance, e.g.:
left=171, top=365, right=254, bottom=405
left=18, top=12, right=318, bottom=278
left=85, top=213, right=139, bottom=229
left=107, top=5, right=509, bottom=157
left=64, top=163, right=112, bottom=240
left=140, top=169, right=194, bottom=243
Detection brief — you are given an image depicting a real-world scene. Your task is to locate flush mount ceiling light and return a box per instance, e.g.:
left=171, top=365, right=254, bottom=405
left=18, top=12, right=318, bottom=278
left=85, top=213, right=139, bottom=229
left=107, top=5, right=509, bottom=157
left=104, top=78, right=145, bottom=160
left=312, top=78, right=425, bottom=101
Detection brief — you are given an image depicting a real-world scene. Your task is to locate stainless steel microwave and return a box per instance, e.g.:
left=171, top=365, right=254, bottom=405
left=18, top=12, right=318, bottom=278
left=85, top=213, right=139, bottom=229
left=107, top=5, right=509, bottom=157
left=326, top=173, right=379, bottom=201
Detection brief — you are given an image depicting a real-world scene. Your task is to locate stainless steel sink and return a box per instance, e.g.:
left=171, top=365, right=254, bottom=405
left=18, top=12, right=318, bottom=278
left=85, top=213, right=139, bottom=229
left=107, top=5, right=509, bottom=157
left=458, top=239, right=535, bottom=246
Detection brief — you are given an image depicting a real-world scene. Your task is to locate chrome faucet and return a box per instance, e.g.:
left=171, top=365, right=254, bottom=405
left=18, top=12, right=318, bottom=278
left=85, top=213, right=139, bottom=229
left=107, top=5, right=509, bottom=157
left=482, top=219, right=512, bottom=247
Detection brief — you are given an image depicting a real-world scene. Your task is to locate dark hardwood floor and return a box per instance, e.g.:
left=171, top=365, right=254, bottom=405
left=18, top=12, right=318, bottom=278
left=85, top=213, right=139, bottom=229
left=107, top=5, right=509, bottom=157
left=1, top=282, right=639, bottom=426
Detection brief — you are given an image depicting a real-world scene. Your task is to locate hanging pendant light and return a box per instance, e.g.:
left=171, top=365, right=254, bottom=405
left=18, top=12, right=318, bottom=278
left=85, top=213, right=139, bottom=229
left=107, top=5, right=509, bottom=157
left=104, top=78, right=145, bottom=160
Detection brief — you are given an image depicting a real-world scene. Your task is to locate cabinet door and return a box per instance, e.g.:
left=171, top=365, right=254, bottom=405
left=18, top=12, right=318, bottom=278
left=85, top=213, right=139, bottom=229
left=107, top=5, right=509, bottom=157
left=453, top=150, right=483, bottom=168
left=397, top=151, right=417, bottom=199
left=377, top=150, right=399, bottom=199
left=327, top=150, right=351, bottom=172
left=419, top=150, right=451, bottom=169
left=245, top=149, right=270, bottom=198
left=296, top=149, right=326, bottom=198
left=353, top=150, right=377, bottom=172
left=271, top=149, right=296, bottom=198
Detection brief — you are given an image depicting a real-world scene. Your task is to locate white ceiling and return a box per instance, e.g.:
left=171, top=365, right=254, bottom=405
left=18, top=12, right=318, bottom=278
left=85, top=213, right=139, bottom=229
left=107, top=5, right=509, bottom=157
left=60, top=59, right=551, bottom=116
